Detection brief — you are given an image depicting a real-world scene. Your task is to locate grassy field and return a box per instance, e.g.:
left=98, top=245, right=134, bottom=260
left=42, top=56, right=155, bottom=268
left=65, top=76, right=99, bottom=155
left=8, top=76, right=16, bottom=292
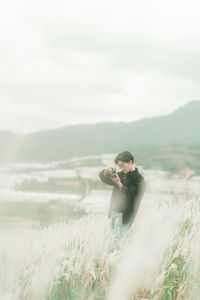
left=0, top=191, right=199, bottom=300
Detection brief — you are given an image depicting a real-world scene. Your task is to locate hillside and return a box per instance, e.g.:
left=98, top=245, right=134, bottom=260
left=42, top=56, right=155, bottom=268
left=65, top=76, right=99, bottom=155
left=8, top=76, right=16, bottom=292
left=0, top=100, right=199, bottom=164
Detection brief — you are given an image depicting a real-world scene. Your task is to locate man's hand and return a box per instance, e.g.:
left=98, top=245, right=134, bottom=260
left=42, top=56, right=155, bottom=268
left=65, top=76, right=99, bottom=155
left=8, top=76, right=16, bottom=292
left=104, top=165, right=116, bottom=176
left=111, top=173, right=122, bottom=189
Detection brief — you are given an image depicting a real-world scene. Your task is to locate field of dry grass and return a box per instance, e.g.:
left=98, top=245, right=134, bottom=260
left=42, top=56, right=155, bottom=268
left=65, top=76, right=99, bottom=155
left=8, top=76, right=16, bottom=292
left=0, top=189, right=199, bottom=300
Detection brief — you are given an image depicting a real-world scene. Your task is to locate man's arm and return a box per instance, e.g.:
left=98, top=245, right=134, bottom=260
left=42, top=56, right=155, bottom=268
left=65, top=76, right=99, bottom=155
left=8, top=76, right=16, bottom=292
left=118, top=176, right=145, bottom=199
left=119, top=176, right=146, bottom=226
left=98, top=169, right=116, bottom=187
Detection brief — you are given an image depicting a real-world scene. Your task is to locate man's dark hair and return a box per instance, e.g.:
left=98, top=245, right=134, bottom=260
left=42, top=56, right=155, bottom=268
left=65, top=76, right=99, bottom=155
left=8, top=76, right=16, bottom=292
left=114, top=151, right=134, bottom=164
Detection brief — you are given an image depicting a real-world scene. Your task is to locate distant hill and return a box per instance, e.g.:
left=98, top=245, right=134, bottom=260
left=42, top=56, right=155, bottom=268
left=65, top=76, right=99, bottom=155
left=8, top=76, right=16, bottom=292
left=134, top=147, right=200, bottom=175
left=0, top=100, right=200, bottom=164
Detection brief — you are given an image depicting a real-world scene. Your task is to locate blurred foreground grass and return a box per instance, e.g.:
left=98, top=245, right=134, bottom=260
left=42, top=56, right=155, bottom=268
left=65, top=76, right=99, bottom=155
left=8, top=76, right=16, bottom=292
left=0, top=193, right=199, bottom=300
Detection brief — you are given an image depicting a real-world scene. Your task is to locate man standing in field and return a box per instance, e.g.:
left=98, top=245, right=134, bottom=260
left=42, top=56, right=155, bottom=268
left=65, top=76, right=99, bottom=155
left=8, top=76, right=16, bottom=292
left=98, top=151, right=146, bottom=251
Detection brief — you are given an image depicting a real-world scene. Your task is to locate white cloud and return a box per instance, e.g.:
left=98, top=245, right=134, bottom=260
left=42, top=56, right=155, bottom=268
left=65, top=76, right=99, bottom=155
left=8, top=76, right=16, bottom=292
left=0, top=0, right=200, bottom=133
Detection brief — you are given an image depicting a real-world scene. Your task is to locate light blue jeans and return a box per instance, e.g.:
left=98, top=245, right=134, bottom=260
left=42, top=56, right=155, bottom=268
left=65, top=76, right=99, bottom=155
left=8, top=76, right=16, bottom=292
left=110, top=211, right=129, bottom=251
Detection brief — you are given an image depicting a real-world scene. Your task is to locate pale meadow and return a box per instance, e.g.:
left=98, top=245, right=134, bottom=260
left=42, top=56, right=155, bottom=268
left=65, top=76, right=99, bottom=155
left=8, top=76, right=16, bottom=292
left=0, top=188, right=199, bottom=300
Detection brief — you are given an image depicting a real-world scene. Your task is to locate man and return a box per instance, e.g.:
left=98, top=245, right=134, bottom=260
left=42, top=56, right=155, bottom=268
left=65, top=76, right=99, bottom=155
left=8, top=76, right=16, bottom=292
left=98, top=151, right=146, bottom=251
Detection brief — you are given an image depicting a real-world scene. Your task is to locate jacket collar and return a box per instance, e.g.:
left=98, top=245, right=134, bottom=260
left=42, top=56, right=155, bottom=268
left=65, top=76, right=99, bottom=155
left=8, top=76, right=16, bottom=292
left=129, top=167, right=139, bottom=177
left=120, top=167, right=139, bottom=178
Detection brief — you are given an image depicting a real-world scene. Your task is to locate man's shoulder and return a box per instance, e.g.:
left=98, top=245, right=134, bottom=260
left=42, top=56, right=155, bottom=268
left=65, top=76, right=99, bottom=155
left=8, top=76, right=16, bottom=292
left=137, top=172, right=145, bottom=183
left=131, top=170, right=145, bottom=185
left=138, top=171, right=145, bottom=179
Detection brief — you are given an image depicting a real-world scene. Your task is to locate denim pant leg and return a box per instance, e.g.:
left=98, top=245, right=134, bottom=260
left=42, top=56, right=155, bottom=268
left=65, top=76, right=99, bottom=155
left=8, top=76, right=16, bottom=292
left=110, top=212, right=128, bottom=250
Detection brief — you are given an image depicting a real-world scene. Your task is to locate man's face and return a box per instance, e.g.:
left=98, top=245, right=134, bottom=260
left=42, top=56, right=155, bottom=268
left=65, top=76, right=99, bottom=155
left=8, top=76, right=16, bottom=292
left=117, top=160, right=132, bottom=173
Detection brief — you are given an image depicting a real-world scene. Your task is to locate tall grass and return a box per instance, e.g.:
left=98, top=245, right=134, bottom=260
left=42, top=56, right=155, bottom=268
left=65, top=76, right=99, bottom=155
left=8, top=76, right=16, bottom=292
left=0, top=193, right=199, bottom=299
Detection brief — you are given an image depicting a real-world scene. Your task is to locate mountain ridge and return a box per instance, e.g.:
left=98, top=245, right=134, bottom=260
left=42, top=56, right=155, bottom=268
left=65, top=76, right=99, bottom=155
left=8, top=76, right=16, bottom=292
left=0, top=100, right=199, bottom=163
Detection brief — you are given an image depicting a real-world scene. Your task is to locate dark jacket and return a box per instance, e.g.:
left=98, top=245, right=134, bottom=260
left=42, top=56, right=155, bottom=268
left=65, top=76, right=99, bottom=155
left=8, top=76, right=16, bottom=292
left=98, top=167, right=146, bottom=226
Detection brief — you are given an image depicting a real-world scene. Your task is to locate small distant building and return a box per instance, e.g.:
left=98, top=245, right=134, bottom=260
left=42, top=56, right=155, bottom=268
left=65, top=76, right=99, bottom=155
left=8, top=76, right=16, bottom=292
left=171, top=168, right=195, bottom=180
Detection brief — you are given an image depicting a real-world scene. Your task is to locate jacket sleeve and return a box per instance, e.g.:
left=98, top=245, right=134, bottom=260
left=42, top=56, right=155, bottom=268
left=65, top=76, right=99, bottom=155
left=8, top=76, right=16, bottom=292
left=98, top=169, right=116, bottom=187
left=121, top=176, right=146, bottom=226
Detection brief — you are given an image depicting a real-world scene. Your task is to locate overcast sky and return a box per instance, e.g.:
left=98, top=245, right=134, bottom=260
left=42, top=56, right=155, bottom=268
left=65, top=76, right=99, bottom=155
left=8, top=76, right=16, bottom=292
left=0, top=0, right=200, bottom=134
